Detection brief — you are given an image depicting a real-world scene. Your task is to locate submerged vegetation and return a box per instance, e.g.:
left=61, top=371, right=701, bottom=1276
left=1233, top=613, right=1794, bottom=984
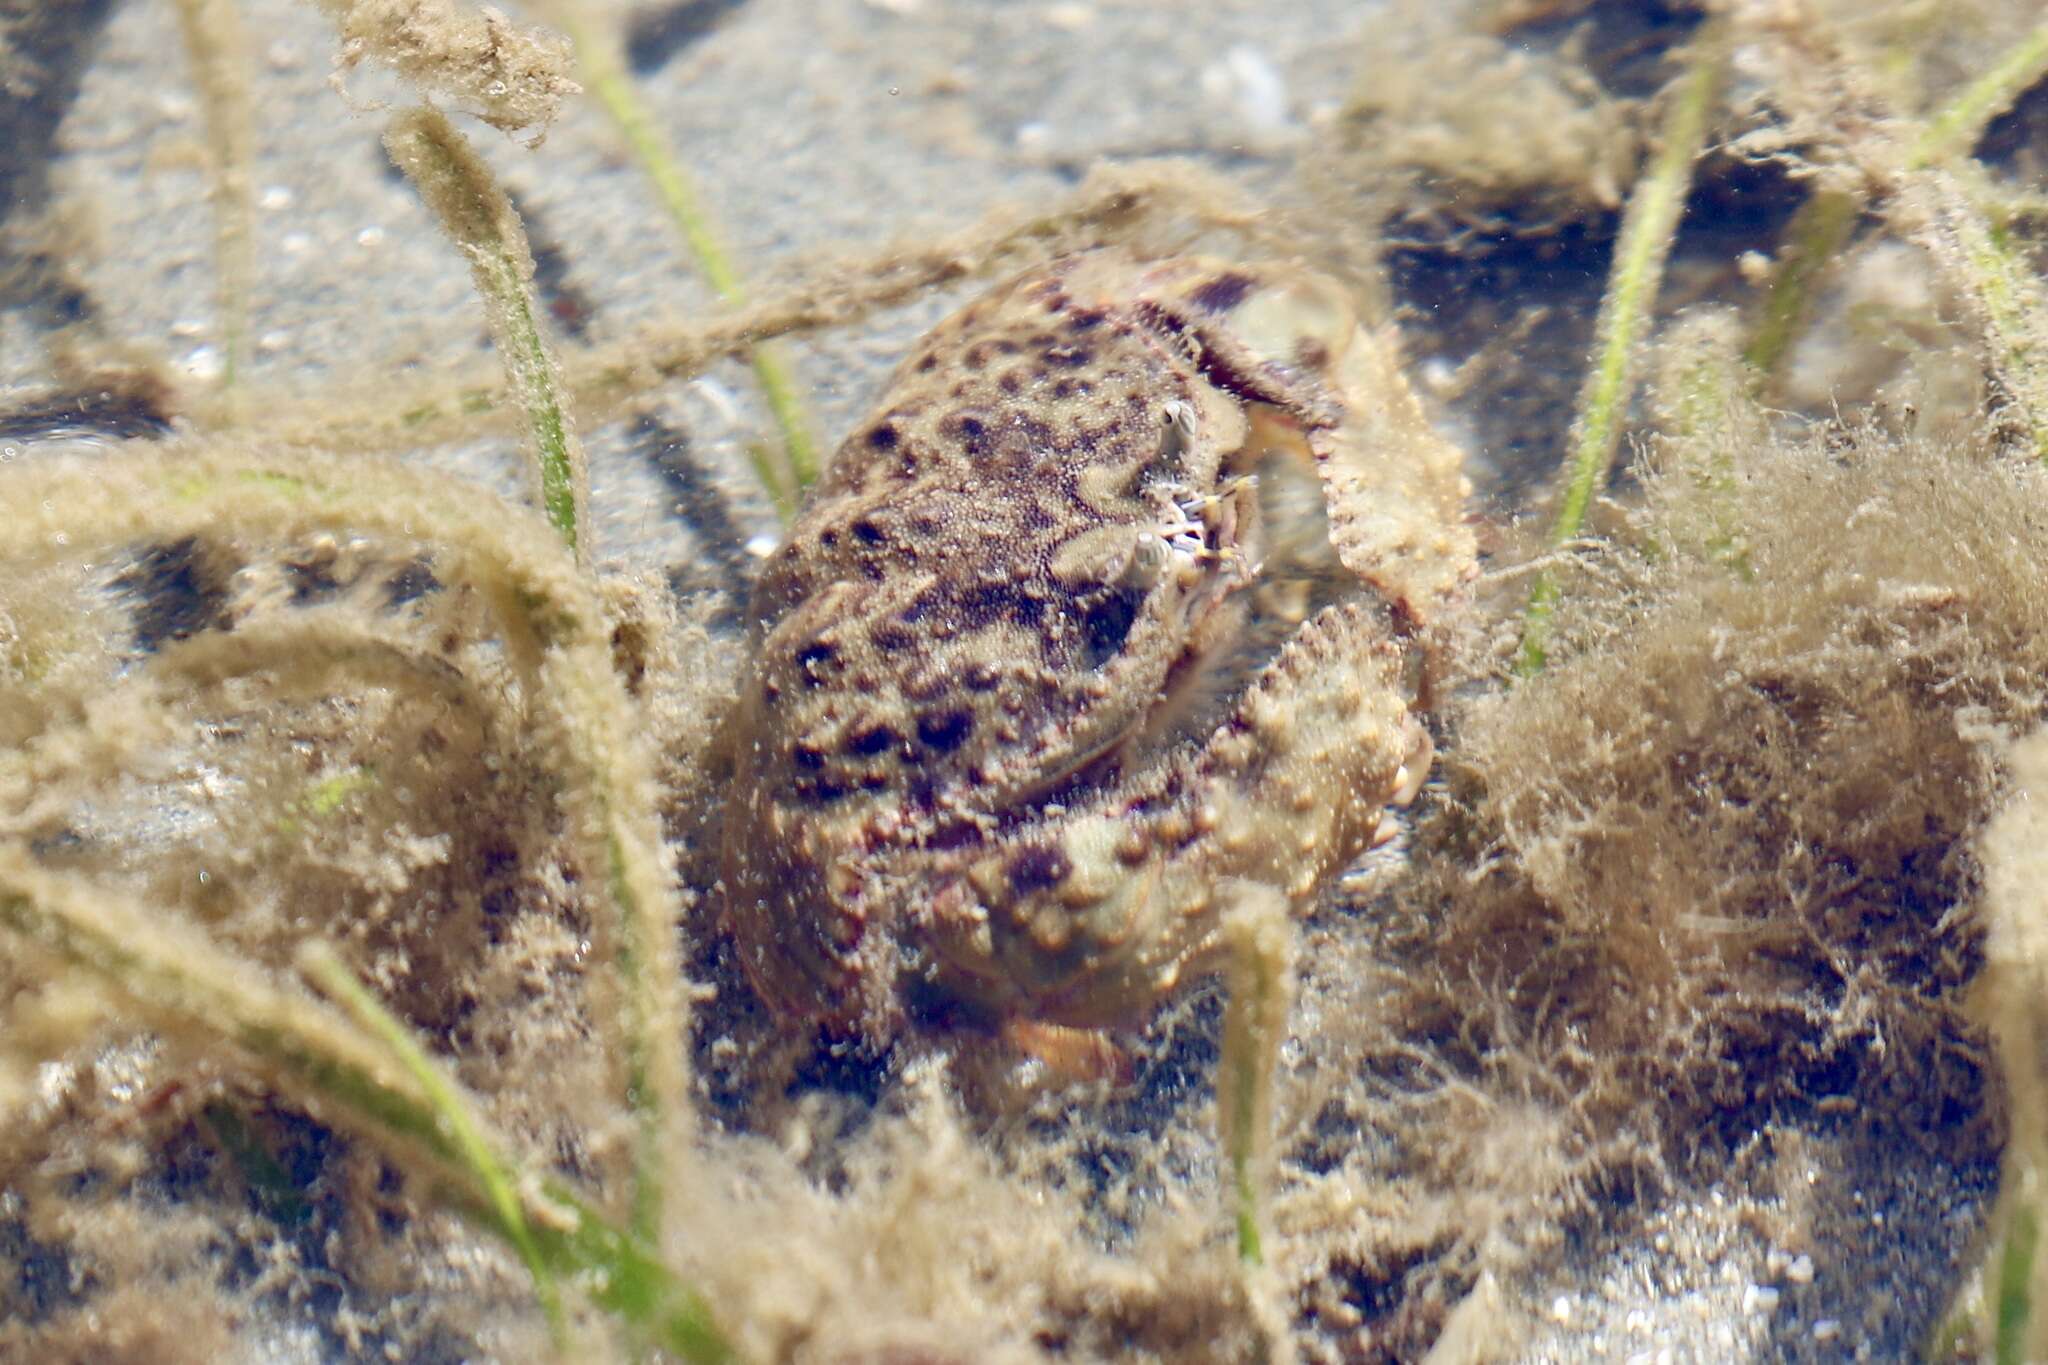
left=6, top=0, right=2048, bottom=1359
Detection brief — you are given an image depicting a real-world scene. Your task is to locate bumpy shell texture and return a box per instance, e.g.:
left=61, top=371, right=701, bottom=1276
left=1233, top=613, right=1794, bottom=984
left=723, top=251, right=1473, bottom=1036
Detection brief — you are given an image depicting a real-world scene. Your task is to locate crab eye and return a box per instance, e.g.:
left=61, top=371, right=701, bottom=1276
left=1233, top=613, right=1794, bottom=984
left=1154, top=399, right=1200, bottom=469
left=1122, top=530, right=1171, bottom=590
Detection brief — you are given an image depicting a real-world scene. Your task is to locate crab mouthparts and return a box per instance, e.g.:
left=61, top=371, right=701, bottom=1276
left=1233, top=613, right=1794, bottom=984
left=1119, top=403, right=1355, bottom=770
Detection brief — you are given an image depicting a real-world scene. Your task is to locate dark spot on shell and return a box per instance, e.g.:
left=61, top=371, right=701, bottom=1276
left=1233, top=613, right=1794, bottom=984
left=1006, top=844, right=1071, bottom=894
left=944, top=414, right=988, bottom=454
left=963, top=663, right=1000, bottom=691
left=958, top=581, right=1042, bottom=630
left=1068, top=309, right=1106, bottom=332
left=917, top=708, right=974, bottom=753
left=793, top=742, right=826, bottom=770
left=870, top=622, right=916, bottom=651
left=794, top=640, right=838, bottom=686
left=1191, top=272, right=1256, bottom=314
left=1044, top=343, right=1091, bottom=368
left=819, top=529, right=839, bottom=548
left=868, top=423, right=900, bottom=450
left=801, top=776, right=850, bottom=803
left=852, top=519, right=887, bottom=545
left=846, top=725, right=898, bottom=757
left=1043, top=291, right=1071, bottom=314
left=1296, top=337, right=1331, bottom=371
left=917, top=353, right=939, bottom=372
left=927, top=819, right=984, bottom=850
left=999, top=371, right=1023, bottom=395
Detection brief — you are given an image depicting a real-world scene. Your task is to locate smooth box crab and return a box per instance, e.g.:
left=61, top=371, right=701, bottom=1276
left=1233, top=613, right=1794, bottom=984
left=722, top=249, right=1474, bottom=1039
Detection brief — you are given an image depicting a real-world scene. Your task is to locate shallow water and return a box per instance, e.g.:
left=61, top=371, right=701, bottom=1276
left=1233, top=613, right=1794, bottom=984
left=0, top=1, right=2013, bottom=1360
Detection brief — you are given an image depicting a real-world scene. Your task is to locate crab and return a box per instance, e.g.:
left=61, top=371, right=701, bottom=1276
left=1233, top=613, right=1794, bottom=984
left=721, top=249, right=1476, bottom=1041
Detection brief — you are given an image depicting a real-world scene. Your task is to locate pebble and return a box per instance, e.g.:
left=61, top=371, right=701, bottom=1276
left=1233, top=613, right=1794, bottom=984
left=183, top=345, right=223, bottom=382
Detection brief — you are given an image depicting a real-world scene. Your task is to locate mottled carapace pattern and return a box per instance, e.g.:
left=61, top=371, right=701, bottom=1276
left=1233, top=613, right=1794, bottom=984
left=724, top=251, right=1474, bottom=1036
